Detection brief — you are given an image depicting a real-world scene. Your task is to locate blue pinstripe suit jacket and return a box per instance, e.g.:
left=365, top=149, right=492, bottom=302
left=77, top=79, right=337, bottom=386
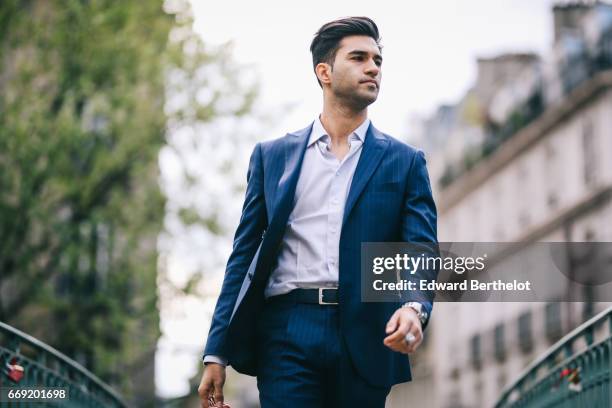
left=204, top=121, right=438, bottom=388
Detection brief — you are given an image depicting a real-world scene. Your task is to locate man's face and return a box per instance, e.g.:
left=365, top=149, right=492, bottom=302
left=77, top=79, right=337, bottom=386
left=322, top=35, right=382, bottom=110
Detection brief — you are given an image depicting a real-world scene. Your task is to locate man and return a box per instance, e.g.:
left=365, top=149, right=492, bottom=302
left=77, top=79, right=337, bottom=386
left=198, top=16, right=438, bottom=408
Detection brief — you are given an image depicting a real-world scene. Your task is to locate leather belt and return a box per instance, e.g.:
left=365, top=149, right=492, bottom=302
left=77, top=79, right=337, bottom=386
left=267, top=288, right=339, bottom=305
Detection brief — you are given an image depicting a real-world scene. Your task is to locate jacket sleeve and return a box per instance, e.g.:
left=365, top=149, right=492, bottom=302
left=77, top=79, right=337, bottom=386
left=400, top=149, right=438, bottom=331
left=203, top=142, right=268, bottom=358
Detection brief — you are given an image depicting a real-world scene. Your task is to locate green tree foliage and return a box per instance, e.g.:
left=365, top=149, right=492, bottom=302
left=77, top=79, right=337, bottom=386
left=158, top=0, right=264, bottom=302
left=0, top=0, right=172, bottom=402
left=0, top=0, right=267, bottom=403
left=155, top=3, right=282, bottom=403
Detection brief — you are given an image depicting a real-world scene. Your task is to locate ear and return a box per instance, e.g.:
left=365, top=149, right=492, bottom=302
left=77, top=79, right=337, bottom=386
left=315, top=62, right=332, bottom=86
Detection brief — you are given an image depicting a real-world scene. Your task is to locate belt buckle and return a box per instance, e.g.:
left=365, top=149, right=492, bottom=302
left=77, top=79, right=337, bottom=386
left=318, top=288, right=338, bottom=305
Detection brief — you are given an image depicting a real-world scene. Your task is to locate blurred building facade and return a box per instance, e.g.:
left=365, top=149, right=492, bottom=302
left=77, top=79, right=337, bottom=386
left=392, top=1, right=612, bottom=407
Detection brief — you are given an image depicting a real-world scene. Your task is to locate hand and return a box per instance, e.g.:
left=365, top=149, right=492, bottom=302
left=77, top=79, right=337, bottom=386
left=198, top=363, right=229, bottom=408
left=383, top=307, right=423, bottom=354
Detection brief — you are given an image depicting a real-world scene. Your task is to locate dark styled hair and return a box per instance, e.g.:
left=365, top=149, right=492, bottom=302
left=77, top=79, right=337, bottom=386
left=310, top=16, right=381, bottom=87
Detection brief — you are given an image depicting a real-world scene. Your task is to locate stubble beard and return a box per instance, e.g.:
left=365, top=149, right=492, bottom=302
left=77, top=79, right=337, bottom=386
left=332, top=81, right=378, bottom=112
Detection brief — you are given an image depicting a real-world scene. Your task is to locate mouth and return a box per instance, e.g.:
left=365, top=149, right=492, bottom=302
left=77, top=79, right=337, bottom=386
left=360, top=80, right=378, bottom=88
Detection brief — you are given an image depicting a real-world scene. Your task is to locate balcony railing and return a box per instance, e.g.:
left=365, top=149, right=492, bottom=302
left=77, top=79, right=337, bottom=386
left=438, top=27, right=612, bottom=191
left=438, top=89, right=544, bottom=189
left=0, top=321, right=127, bottom=407
left=495, top=306, right=612, bottom=407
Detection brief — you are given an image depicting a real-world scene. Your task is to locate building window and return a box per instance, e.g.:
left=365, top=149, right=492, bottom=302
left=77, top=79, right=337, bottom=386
left=475, top=379, right=484, bottom=407
left=547, top=192, right=559, bottom=209
left=516, top=164, right=531, bottom=228
left=449, top=366, right=460, bottom=381
left=470, top=334, right=482, bottom=370
left=494, top=323, right=506, bottom=362
left=545, top=142, right=559, bottom=210
left=582, top=119, right=597, bottom=186
left=545, top=303, right=562, bottom=343
left=518, top=311, right=534, bottom=353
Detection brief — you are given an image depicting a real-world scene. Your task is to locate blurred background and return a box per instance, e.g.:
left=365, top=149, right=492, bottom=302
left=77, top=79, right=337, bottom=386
left=1, top=0, right=612, bottom=407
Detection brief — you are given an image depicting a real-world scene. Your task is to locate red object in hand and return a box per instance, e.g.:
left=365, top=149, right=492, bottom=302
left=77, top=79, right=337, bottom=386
left=6, top=358, right=25, bottom=383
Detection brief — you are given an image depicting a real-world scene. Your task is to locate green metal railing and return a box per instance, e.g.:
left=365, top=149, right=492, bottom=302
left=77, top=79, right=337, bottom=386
left=496, top=306, right=612, bottom=407
left=0, top=321, right=127, bottom=407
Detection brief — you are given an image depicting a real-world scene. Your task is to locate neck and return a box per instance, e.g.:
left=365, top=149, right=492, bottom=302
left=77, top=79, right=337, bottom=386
left=319, top=97, right=368, bottom=145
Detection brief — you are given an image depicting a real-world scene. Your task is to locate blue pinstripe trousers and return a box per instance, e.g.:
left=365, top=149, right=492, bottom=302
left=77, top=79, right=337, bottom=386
left=255, top=296, right=391, bottom=408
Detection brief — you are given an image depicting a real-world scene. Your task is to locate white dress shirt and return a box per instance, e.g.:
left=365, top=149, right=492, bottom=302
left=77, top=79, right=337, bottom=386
left=264, top=116, right=369, bottom=297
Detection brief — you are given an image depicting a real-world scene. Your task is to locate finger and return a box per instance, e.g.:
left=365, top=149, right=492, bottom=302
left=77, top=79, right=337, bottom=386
left=384, top=323, right=406, bottom=346
left=405, top=332, right=424, bottom=353
left=405, top=327, right=422, bottom=344
left=199, top=384, right=211, bottom=408
left=394, top=335, right=416, bottom=354
left=393, top=341, right=408, bottom=353
left=398, top=338, right=414, bottom=354
left=406, top=339, right=421, bottom=353
left=386, top=311, right=400, bottom=334
left=385, top=314, right=407, bottom=340
left=384, top=319, right=412, bottom=345
left=397, top=341, right=411, bottom=354
left=390, top=324, right=423, bottom=354
left=213, top=382, right=224, bottom=407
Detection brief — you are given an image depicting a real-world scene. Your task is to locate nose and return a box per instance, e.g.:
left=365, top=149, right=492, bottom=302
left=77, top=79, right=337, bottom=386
left=364, top=58, right=380, bottom=77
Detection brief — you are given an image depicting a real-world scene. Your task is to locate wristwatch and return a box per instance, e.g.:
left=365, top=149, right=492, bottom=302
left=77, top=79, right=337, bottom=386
left=404, top=302, right=428, bottom=326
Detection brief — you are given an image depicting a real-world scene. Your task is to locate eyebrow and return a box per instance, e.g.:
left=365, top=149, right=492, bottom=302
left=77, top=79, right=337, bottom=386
left=347, top=50, right=383, bottom=62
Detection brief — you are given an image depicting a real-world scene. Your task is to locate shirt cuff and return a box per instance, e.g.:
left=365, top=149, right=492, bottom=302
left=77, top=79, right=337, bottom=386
left=203, top=355, right=228, bottom=367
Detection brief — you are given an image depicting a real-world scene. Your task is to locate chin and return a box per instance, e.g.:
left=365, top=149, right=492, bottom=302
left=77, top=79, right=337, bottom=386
left=358, top=92, right=378, bottom=107
left=337, top=88, right=378, bottom=110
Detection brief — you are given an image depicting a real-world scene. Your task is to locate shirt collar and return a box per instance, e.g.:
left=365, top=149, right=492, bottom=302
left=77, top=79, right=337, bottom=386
left=307, top=116, right=371, bottom=147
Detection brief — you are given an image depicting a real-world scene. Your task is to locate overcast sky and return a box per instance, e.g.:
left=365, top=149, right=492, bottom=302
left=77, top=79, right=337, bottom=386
left=190, top=0, right=555, bottom=138
left=156, top=0, right=556, bottom=398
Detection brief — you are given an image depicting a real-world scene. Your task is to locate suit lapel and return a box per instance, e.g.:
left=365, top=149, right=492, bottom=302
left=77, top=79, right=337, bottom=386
left=342, top=124, right=389, bottom=226
left=265, top=123, right=312, bottom=248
